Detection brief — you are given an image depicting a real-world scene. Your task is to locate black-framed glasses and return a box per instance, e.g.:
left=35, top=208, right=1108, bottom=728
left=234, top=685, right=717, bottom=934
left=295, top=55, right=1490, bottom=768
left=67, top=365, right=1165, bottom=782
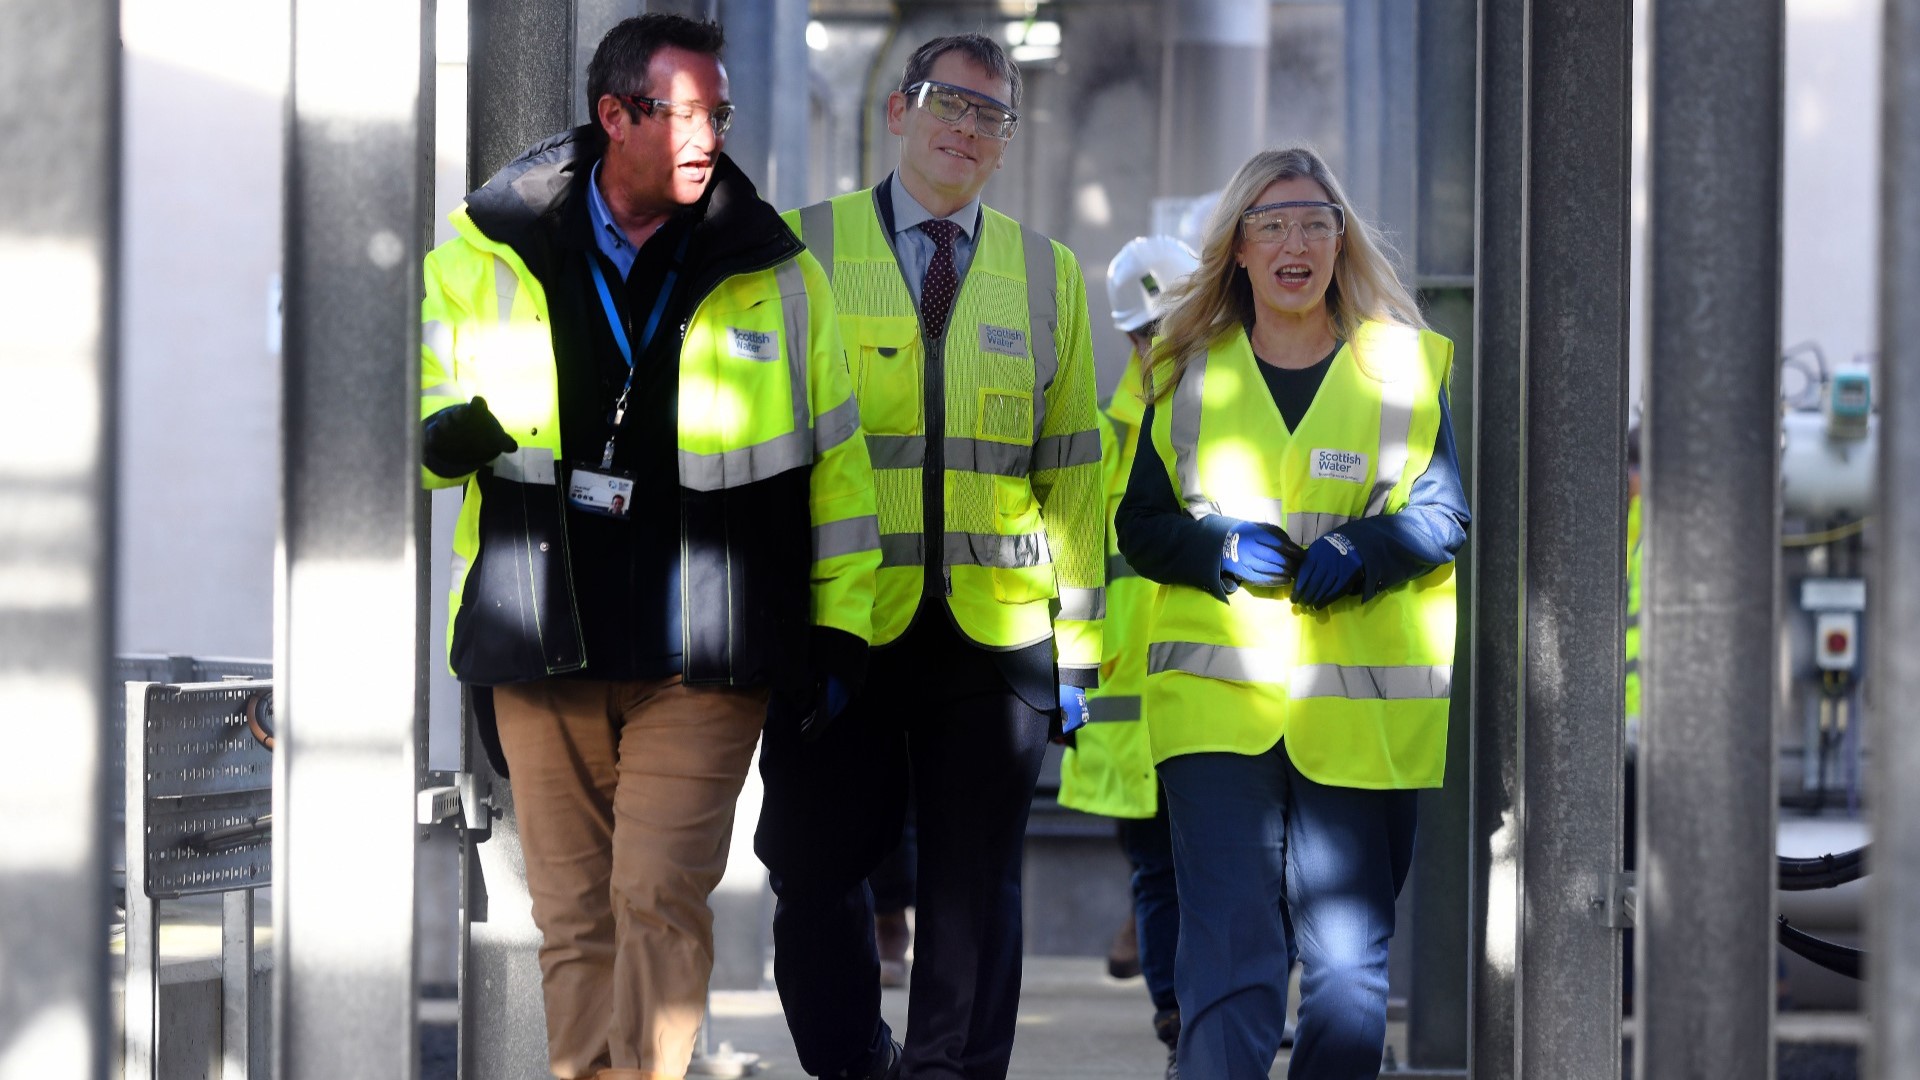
left=905, top=80, right=1019, bottom=139
left=623, top=94, right=735, bottom=138
left=1241, top=201, right=1346, bottom=244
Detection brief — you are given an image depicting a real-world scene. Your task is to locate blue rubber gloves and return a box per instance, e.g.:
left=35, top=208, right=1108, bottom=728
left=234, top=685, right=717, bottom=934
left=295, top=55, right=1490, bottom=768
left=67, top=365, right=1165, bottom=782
left=1221, top=520, right=1306, bottom=590
left=1057, top=684, right=1091, bottom=738
left=1292, top=532, right=1365, bottom=609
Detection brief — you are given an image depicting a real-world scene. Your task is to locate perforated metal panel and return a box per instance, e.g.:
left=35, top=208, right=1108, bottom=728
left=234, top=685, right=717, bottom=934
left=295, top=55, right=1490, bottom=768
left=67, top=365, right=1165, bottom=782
left=130, top=680, right=274, bottom=899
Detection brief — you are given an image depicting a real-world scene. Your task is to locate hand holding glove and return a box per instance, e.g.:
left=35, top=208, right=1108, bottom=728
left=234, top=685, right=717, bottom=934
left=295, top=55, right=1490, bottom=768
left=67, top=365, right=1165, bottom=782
left=1291, top=532, right=1364, bottom=609
left=1221, top=521, right=1306, bottom=589
left=423, top=395, right=518, bottom=478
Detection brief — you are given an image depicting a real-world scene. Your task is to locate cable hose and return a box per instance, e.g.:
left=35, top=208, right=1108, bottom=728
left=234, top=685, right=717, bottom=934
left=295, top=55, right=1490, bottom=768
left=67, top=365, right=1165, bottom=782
left=1777, top=844, right=1869, bottom=891
left=1776, top=916, right=1862, bottom=980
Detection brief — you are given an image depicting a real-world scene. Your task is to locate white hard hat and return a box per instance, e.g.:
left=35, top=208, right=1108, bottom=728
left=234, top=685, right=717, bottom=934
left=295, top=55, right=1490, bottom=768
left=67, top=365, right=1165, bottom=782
left=1107, top=236, right=1199, bottom=333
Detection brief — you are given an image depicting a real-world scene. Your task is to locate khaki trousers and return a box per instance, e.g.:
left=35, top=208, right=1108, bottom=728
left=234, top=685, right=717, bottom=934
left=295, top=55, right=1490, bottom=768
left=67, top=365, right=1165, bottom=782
left=493, top=676, right=765, bottom=1080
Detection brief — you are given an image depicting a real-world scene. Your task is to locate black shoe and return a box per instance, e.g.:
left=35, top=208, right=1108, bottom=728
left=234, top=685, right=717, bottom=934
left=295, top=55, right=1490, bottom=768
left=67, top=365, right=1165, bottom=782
left=1152, top=1007, right=1181, bottom=1050
left=868, top=1038, right=902, bottom=1080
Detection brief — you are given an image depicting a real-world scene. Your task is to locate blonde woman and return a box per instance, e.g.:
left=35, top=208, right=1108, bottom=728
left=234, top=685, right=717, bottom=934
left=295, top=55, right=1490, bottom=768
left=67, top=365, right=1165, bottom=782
left=1115, top=148, right=1467, bottom=1078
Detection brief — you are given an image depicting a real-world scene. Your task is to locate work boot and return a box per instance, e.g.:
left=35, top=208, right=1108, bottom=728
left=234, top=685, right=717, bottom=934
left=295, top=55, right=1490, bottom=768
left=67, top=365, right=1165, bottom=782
left=875, top=909, right=911, bottom=988
left=1154, top=1008, right=1181, bottom=1080
left=1107, top=913, right=1141, bottom=980
left=868, top=1038, right=902, bottom=1080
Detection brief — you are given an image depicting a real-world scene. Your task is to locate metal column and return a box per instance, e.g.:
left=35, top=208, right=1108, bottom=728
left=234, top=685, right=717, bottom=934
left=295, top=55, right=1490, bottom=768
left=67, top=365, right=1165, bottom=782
left=1637, top=1, right=1782, bottom=1076
left=719, top=0, right=811, bottom=211
left=1157, top=0, right=1268, bottom=198
left=0, top=0, right=117, bottom=1076
left=1344, top=0, right=1418, bottom=259
left=458, top=5, right=574, bottom=1076
left=1471, top=1, right=1632, bottom=1077
left=1871, top=0, right=1920, bottom=1073
left=1404, top=0, right=1478, bottom=1067
left=276, top=0, right=434, bottom=1076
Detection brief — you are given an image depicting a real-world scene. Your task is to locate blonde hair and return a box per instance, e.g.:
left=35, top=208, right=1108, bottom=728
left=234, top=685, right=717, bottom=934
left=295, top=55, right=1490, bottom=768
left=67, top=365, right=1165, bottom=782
left=1144, top=147, right=1425, bottom=403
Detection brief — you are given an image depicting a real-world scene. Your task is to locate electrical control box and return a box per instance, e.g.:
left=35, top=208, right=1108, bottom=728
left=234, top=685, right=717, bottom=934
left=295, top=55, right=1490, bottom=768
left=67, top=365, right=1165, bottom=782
left=1814, top=611, right=1859, bottom=672
left=1826, top=369, right=1872, bottom=439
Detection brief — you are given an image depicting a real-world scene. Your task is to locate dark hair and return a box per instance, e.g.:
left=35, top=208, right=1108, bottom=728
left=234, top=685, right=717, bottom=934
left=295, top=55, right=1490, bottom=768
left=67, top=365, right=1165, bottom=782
left=898, top=33, right=1022, bottom=110
left=586, top=13, right=726, bottom=124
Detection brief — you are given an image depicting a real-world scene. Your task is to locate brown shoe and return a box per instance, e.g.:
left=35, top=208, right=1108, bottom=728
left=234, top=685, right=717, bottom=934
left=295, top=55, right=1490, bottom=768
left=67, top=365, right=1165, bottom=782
left=876, top=910, right=911, bottom=988
left=1107, top=913, right=1141, bottom=980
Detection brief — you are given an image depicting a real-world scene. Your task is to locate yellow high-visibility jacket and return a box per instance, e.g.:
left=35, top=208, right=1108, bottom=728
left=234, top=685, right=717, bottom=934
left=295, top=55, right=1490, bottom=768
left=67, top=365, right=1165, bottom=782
left=421, top=130, right=880, bottom=699
left=784, top=180, right=1104, bottom=683
left=1059, top=353, right=1160, bottom=818
left=1140, top=323, right=1458, bottom=788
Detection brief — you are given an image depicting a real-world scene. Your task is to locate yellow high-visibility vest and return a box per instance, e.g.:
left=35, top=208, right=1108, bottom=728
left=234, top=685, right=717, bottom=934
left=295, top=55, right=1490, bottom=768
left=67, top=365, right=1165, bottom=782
left=1143, top=323, right=1457, bottom=789
left=1060, top=354, right=1159, bottom=818
left=785, top=188, right=1105, bottom=675
left=1624, top=491, right=1643, bottom=728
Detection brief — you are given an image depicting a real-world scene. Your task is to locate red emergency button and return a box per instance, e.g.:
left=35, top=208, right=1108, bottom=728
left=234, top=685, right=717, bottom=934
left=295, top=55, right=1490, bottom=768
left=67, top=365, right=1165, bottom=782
left=1826, top=630, right=1850, bottom=654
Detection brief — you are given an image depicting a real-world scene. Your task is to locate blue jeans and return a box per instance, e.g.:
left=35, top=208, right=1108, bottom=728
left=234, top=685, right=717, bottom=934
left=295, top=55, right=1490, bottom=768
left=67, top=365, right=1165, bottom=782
left=1117, top=799, right=1181, bottom=1017
left=1159, top=741, right=1417, bottom=1080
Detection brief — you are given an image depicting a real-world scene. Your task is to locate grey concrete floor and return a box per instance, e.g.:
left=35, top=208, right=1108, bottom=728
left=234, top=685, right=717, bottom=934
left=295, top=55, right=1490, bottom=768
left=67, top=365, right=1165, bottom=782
left=700, top=957, right=1340, bottom=1079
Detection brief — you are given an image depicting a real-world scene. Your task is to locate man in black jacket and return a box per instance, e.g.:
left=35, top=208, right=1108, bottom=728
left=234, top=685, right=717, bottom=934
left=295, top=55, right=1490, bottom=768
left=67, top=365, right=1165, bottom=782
left=417, top=15, right=879, bottom=1078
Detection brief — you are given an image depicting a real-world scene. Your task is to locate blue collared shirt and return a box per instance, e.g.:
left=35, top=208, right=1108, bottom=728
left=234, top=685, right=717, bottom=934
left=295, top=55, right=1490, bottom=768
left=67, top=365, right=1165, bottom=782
left=587, top=160, right=639, bottom=280
left=887, top=171, right=980, bottom=306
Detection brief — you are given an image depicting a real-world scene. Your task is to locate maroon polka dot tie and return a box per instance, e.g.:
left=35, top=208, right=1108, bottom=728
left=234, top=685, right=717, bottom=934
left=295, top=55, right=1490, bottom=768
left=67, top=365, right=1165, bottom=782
left=919, top=219, right=961, bottom=338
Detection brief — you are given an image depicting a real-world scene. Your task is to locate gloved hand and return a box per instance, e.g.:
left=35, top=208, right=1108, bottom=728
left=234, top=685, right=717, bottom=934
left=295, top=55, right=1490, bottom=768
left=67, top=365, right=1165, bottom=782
left=1221, top=521, right=1306, bottom=589
left=1291, top=532, right=1364, bottom=609
left=1056, top=684, right=1091, bottom=744
left=797, top=675, right=852, bottom=743
left=423, top=395, right=518, bottom=478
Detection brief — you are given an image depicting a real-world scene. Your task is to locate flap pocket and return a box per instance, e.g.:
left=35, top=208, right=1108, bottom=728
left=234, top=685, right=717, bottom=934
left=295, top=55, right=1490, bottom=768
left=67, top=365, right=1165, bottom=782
left=850, top=316, right=923, bottom=437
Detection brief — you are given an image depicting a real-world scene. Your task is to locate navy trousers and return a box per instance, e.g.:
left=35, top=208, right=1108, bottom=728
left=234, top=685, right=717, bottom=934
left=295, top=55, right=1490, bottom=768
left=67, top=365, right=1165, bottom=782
left=1159, top=741, right=1416, bottom=1080
left=1116, top=801, right=1181, bottom=1018
left=755, top=618, right=1050, bottom=1080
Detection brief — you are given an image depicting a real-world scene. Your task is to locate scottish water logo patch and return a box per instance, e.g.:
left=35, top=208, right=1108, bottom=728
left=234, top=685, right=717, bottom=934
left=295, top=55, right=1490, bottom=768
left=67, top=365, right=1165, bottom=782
left=979, top=324, right=1028, bottom=359
left=729, top=327, right=779, bottom=361
left=1310, top=448, right=1370, bottom=483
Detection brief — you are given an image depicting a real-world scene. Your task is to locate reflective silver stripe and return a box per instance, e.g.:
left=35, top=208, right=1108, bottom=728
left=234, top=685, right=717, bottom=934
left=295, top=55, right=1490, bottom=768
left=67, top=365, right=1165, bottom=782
left=1106, top=552, right=1138, bottom=581
left=1212, top=496, right=1286, bottom=526
left=1171, top=349, right=1211, bottom=518
left=777, top=259, right=811, bottom=436
left=679, top=430, right=812, bottom=491
left=1033, top=428, right=1101, bottom=471
left=815, top=395, right=862, bottom=454
left=422, top=381, right=462, bottom=400
left=800, top=201, right=835, bottom=282
left=813, top=515, right=882, bottom=561
left=1087, top=694, right=1140, bottom=724
left=1290, top=663, right=1453, bottom=701
left=1022, top=225, right=1057, bottom=440
left=1286, top=511, right=1353, bottom=546
left=492, top=256, right=518, bottom=323
left=867, top=435, right=925, bottom=470
left=1056, top=586, right=1106, bottom=621
left=1366, top=365, right=1420, bottom=516
left=879, top=533, right=922, bottom=568
left=679, top=261, right=816, bottom=491
left=1148, top=640, right=1289, bottom=682
left=492, top=446, right=556, bottom=485
left=423, top=319, right=454, bottom=363
left=866, top=435, right=1030, bottom=477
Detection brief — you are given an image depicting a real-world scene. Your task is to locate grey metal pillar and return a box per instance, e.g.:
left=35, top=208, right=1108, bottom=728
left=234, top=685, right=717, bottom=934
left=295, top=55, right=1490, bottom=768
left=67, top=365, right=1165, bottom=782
left=1403, top=0, right=1478, bottom=1067
left=1157, top=0, right=1268, bottom=197
left=1637, top=2, right=1782, bottom=1077
left=1344, top=0, right=1418, bottom=260
left=575, top=2, right=647, bottom=127
left=1465, top=0, right=1526, bottom=1072
left=0, top=0, right=117, bottom=1076
left=276, top=0, right=434, bottom=1076
left=470, top=0, right=573, bottom=182
left=1870, top=0, right=1920, bottom=1074
left=719, top=0, right=810, bottom=211
left=1471, top=1, right=1632, bottom=1077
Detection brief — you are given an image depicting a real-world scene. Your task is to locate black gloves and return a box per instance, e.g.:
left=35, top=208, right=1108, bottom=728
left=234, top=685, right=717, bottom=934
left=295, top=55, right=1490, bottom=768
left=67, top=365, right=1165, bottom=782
left=423, top=396, right=518, bottom=478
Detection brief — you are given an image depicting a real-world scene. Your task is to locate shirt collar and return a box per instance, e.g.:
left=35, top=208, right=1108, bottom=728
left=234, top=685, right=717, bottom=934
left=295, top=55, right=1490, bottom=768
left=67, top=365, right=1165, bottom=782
left=888, top=170, right=978, bottom=241
left=587, top=160, right=634, bottom=254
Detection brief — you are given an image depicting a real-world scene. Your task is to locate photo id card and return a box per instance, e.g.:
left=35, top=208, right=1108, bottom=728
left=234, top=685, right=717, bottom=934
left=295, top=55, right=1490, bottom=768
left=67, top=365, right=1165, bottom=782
left=567, top=465, right=635, bottom=519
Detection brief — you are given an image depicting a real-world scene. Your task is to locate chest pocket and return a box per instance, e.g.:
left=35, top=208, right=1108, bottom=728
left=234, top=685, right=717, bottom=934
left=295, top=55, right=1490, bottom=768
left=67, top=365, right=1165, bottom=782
left=848, top=315, right=923, bottom=437
left=680, top=298, right=795, bottom=456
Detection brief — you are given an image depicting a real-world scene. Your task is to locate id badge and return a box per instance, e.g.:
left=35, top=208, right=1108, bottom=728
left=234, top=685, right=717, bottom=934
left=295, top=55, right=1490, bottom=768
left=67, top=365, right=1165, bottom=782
left=567, top=465, right=636, bottom=519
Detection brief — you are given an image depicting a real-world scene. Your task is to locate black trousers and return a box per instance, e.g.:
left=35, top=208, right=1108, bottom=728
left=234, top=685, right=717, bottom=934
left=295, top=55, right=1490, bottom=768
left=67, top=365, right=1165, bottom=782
left=756, top=615, right=1051, bottom=1080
